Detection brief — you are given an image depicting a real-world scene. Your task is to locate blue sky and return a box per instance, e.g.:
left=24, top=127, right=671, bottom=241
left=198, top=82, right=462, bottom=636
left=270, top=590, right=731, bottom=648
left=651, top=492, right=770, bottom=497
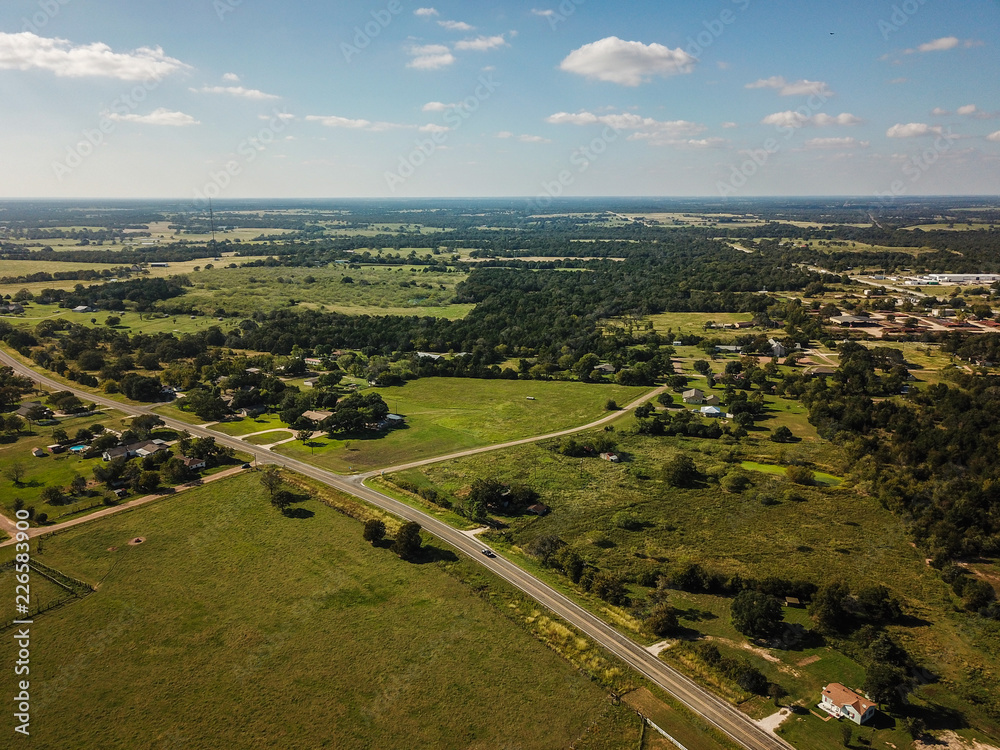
left=1, top=0, right=998, bottom=199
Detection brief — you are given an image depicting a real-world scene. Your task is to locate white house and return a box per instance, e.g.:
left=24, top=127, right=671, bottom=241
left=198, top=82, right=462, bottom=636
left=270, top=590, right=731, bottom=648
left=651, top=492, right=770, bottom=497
left=820, top=683, right=877, bottom=725
left=699, top=406, right=722, bottom=418
left=682, top=388, right=704, bottom=404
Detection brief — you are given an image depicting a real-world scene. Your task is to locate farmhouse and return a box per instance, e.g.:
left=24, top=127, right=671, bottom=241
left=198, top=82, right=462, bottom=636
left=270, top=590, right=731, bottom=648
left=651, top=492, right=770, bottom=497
left=699, top=406, right=723, bottom=418
left=819, top=683, right=877, bottom=725
left=102, top=440, right=168, bottom=462
left=181, top=456, right=207, bottom=471
left=592, top=363, right=616, bottom=375
left=16, top=402, right=52, bottom=419
left=301, top=409, right=333, bottom=424
left=526, top=503, right=550, bottom=516
left=682, top=389, right=705, bottom=404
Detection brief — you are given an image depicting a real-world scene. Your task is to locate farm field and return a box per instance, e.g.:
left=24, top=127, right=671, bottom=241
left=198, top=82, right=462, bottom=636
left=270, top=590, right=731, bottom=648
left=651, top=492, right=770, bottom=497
left=645, top=312, right=755, bottom=336
left=5, top=303, right=228, bottom=335
left=275, top=378, right=652, bottom=473
left=183, top=264, right=470, bottom=316
left=0, top=473, right=626, bottom=750
left=391, top=428, right=1000, bottom=742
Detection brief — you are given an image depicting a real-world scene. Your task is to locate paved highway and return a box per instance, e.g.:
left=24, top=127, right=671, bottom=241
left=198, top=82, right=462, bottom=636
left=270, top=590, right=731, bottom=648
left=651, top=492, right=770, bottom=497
left=0, top=349, right=793, bottom=750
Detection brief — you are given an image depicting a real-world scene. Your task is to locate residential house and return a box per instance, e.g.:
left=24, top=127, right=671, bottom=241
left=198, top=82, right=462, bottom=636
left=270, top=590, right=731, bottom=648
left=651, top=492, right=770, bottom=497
left=301, top=409, right=333, bottom=424
left=102, top=440, right=168, bottom=462
left=383, top=414, right=405, bottom=428
left=682, top=388, right=705, bottom=404
left=768, top=338, right=787, bottom=358
left=819, top=683, right=877, bottom=725
left=181, top=456, right=207, bottom=471
left=238, top=405, right=266, bottom=418
left=31, top=447, right=45, bottom=457
left=715, top=345, right=743, bottom=354
left=16, top=402, right=52, bottom=419
left=699, top=406, right=723, bottom=418
left=704, top=394, right=721, bottom=407
left=592, top=363, right=616, bottom=375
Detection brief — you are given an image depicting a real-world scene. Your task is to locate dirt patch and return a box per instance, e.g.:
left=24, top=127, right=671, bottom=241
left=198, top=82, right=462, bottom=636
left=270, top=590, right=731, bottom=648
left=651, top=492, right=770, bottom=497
left=797, top=655, right=821, bottom=667
left=915, top=731, right=1000, bottom=750
left=107, top=547, right=118, bottom=552
left=127, top=537, right=146, bottom=546
left=707, top=636, right=802, bottom=677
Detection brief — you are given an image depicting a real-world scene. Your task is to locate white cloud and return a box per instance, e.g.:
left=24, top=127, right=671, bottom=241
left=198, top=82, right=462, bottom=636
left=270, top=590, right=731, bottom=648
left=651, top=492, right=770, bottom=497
left=746, top=76, right=833, bottom=97
left=804, top=137, right=870, bottom=149
left=904, top=36, right=981, bottom=54
left=414, top=8, right=439, bottom=17
left=531, top=9, right=555, bottom=17
left=559, top=37, right=696, bottom=86
left=418, top=123, right=451, bottom=133
left=222, top=72, right=240, bottom=83
left=716, top=61, right=730, bottom=70
left=760, top=111, right=862, bottom=128
left=496, top=131, right=513, bottom=138
left=305, top=115, right=407, bottom=132
left=105, top=107, right=199, bottom=126
left=546, top=110, right=705, bottom=138
left=889, top=77, right=908, bottom=84
left=957, top=104, right=978, bottom=115
left=259, top=112, right=295, bottom=122
left=422, top=101, right=452, bottom=112
left=406, top=43, right=455, bottom=70
left=439, top=20, right=475, bottom=31
left=454, top=35, right=507, bottom=52
left=931, top=107, right=950, bottom=116
left=886, top=122, right=943, bottom=138
left=191, top=85, right=279, bottom=100
left=0, top=31, right=189, bottom=80
left=721, top=121, right=738, bottom=129
left=987, top=131, right=1000, bottom=142
left=519, top=134, right=550, bottom=143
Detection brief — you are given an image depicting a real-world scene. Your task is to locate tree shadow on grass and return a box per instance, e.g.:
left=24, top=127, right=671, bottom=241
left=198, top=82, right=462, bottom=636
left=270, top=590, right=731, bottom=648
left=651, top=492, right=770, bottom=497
left=282, top=507, right=315, bottom=519
left=409, top=545, right=459, bottom=564
left=675, top=606, right=718, bottom=623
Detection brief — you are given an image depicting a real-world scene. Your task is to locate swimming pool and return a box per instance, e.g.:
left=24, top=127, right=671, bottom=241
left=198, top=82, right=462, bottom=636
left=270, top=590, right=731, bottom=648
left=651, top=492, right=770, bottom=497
left=69, top=445, right=87, bottom=453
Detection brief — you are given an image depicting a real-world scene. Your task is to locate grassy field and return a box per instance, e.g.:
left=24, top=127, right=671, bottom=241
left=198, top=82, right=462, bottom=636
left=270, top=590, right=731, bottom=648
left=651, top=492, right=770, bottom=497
left=0, top=473, right=627, bottom=749
left=644, top=313, right=755, bottom=336
left=391, top=426, right=1000, bottom=744
left=6, top=303, right=229, bottom=336
left=274, top=378, right=652, bottom=473
left=183, top=264, right=471, bottom=317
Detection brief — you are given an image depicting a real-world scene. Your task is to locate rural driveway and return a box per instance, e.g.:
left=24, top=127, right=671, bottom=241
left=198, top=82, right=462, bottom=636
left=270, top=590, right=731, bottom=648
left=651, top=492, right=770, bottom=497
left=0, top=348, right=790, bottom=750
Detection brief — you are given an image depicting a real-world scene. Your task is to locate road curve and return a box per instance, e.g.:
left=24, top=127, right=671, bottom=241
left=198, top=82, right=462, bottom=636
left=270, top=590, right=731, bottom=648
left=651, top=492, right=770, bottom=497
left=0, top=348, right=792, bottom=750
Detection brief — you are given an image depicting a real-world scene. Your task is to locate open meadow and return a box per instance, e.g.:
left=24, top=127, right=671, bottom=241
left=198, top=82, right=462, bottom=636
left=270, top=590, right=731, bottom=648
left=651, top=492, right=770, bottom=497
left=389, top=425, right=1000, bottom=743
left=0, top=473, right=628, bottom=750
left=184, top=264, right=471, bottom=317
left=274, top=378, right=652, bottom=473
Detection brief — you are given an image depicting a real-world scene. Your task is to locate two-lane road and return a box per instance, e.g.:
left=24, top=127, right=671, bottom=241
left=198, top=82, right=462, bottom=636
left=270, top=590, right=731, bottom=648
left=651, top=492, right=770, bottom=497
left=0, top=348, right=792, bottom=750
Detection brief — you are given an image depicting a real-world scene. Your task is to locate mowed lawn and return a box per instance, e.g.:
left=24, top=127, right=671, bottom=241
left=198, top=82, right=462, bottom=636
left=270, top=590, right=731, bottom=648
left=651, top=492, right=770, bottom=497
left=275, top=378, right=652, bottom=473
left=0, top=474, right=615, bottom=749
